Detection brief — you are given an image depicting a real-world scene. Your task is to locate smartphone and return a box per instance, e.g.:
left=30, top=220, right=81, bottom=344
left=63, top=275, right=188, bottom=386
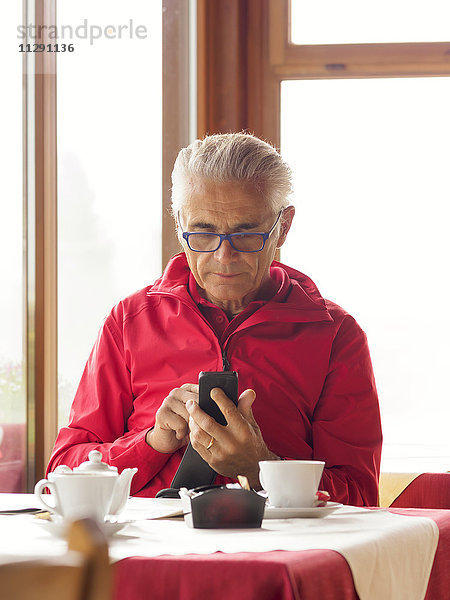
left=198, top=371, right=239, bottom=425
left=168, top=370, right=238, bottom=491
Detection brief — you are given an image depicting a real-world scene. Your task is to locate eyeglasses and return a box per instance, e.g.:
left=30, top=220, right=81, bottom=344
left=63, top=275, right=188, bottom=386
left=178, top=210, right=283, bottom=253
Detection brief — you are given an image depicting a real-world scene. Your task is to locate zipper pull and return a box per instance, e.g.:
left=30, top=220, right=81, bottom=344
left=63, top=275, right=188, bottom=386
left=222, top=349, right=231, bottom=371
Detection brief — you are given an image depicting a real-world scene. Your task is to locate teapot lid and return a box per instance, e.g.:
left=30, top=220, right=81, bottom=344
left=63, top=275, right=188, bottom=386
left=74, top=450, right=118, bottom=474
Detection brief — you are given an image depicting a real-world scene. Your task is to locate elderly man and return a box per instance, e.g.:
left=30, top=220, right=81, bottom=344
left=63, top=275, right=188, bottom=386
left=48, top=133, right=382, bottom=506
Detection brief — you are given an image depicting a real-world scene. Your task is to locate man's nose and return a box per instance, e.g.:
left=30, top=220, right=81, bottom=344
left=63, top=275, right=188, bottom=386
left=214, top=239, right=238, bottom=262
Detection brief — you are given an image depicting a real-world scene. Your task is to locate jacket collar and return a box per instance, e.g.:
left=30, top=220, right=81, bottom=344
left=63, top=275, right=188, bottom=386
left=148, top=253, right=332, bottom=324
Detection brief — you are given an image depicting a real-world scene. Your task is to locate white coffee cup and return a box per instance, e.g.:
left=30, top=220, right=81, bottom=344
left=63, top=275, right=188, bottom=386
left=34, top=473, right=116, bottom=522
left=258, top=460, right=325, bottom=508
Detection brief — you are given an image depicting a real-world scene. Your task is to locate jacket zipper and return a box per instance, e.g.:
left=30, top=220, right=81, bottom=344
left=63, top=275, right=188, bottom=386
left=222, top=349, right=231, bottom=372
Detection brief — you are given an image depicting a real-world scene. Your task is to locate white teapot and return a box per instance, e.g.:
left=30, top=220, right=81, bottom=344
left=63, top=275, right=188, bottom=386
left=34, top=450, right=138, bottom=521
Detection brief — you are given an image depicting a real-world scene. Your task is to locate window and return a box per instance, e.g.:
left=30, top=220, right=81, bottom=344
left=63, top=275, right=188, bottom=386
left=281, top=77, right=450, bottom=471
left=273, top=0, right=450, bottom=471
left=4, top=0, right=188, bottom=487
left=56, top=0, right=162, bottom=426
left=290, top=0, right=450, bottom=44
left=192, top=1, right=450, bottom=472
left=0, top=0, right=26, bottom=491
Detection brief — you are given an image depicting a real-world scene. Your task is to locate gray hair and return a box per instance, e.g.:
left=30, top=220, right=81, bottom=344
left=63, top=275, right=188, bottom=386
left=171, top=133, right=293, bottom=216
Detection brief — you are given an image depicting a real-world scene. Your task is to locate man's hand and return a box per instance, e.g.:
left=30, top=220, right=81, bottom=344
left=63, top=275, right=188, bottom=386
left=186, top=387, right=277, bottom=489
left=146, top=383, right=198, bottom=453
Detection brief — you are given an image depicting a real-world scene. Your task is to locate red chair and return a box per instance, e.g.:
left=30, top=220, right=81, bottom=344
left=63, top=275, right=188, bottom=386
left=389, top=472, right=450, bottom=509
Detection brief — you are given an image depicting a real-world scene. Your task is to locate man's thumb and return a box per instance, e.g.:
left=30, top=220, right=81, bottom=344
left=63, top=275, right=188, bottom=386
left=237, top=388, right=257, bottom=423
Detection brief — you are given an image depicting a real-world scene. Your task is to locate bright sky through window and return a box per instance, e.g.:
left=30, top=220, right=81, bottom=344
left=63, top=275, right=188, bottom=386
left=57, top=0, right=162, bottom=425
left=281, top=77, right=450, bottom=471
left=291, top=0, right=450, bottom=44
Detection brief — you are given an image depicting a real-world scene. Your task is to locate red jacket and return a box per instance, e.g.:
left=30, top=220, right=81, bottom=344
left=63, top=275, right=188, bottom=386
left=48, top=253, right=382, bottom=505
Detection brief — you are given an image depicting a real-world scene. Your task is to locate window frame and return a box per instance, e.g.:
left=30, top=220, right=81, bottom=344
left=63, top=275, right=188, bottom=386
left=195, top=0, right=450, bottom=464
left=23, top=0, right=187, bottom=488
left=196, top=0, right=450, bottom=259
left=24, top=0, right=58, bottom=489
left=22, top=0, right=450, bottom=488
left=197, top=0, right=450, bottom=145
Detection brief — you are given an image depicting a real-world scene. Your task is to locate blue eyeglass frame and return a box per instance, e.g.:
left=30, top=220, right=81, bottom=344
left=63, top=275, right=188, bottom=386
left=177, top=210, right=283, bottom=253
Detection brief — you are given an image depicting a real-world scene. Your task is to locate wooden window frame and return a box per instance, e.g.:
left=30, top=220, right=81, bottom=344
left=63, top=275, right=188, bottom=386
left=162, top=0, right=191, bottom=267
left=197, top=0, right=450, bottom=148
left=24, top=0, right=450, bottom=488
left=196, top=0, right=450, bottom=264
left=24, top=0, right=58, bottom=488
left=23, top=0, right=187, bottom=488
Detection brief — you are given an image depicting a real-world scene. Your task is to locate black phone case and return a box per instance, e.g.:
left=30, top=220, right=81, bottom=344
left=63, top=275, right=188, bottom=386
left=198, top=371, right=239, bottom=424
left=170, top=371, right=238, bottom=490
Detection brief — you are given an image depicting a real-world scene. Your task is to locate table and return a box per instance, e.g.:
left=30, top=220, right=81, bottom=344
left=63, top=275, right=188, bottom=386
left=112, top=508, right=450, bottom=600
left=0, top=495, right=448, bottom=600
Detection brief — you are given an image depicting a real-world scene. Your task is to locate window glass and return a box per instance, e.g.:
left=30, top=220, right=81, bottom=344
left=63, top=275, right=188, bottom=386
left=281, top=78, right=450, bottom=472
left=0, top=3, right=26, bottom=491
left=57, top=0, right=162, bottom=427
left=291, top=0, right=450, bottom=44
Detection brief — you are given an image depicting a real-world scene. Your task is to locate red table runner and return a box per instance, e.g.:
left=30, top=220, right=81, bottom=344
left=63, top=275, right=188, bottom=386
left=113, top=508, right=449, bottom=600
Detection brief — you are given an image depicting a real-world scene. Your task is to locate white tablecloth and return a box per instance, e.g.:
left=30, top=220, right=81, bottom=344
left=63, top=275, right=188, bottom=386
left=0, top=494, right=439, bottom=600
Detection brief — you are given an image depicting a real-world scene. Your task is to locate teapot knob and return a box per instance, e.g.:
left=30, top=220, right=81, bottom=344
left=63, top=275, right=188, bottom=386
left=53, top=465, right=72, bottom=474
left=75, top=450, right=117, bottom=473
left=88, top=450, right=103, bottom=463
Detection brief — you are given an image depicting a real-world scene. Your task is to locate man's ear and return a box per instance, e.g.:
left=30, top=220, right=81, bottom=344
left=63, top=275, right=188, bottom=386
left=175, top=210, right=184, bottom=245
left=276, top=205, right=295, bottom=249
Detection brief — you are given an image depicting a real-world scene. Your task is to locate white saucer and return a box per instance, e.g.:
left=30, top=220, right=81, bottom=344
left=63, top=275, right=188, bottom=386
left=264, top=502, right=343, bottom=519
left=34, top=516, right=132, bottom=538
